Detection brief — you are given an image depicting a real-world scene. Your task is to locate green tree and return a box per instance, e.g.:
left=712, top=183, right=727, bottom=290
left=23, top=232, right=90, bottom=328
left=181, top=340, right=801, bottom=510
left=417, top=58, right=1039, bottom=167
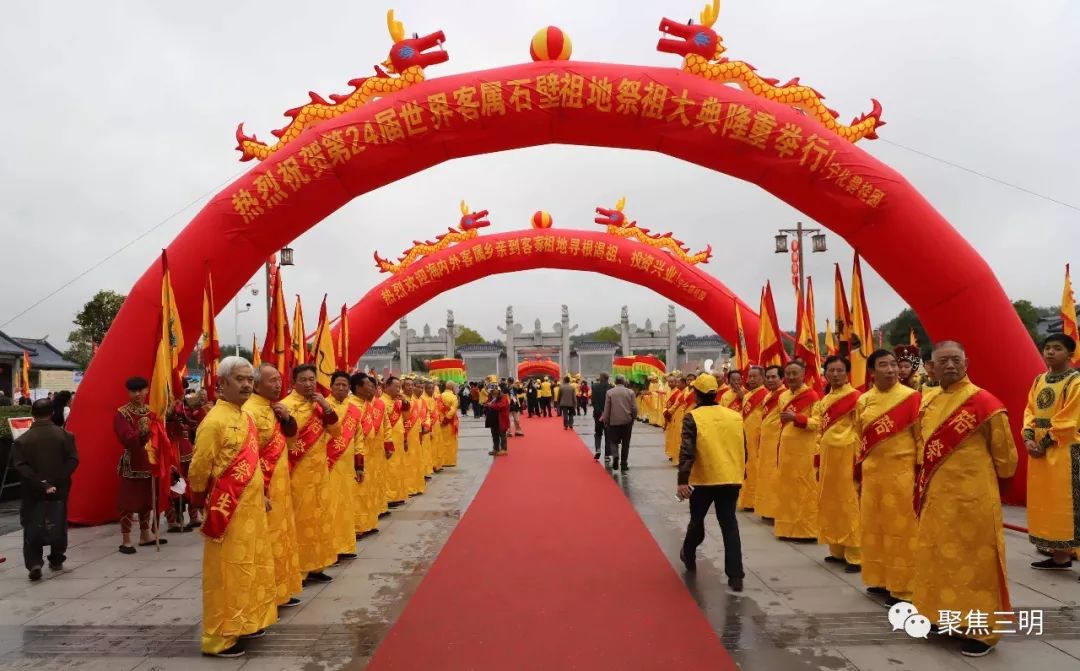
left=880, top=308, right=930, bottom=351
left=456, top=326, right=486, bottom=345
left=585, top=326, right=621, bottom=343
left=1012, top=300, right=1042, bottom=344
left=65, top=290, right=126, bottom=369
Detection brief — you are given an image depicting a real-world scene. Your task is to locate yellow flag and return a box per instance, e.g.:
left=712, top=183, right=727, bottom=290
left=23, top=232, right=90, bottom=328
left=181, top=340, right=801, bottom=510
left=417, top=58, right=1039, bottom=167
left=909, top=328, right=918, bottom=347
left=312, top=296, right=338, bottom=393
left=758, top=281, right=788, bottom=366
left=1062, top=264, right=1080, bottom=365
left=251, top=334, right=261, bottom=366
left=291, top=295, right=308, bottom=366
left=150, top=250, right=184, bottom=418
left=849, top=254, right=873, bottom=388
left=20, top=350, right=31, bottom=398
left=733, top=297, right=749, bottom=372
left=824, top=318, right=837, bottom=356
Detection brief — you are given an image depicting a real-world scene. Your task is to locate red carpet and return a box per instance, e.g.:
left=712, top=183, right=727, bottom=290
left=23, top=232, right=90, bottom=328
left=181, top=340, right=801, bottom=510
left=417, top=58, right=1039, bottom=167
left=366, top=416, right=738, bottom=671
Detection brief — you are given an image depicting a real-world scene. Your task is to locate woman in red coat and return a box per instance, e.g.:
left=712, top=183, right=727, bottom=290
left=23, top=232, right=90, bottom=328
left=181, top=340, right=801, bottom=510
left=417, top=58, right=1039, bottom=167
left=484, top=383, right=510, bottom=456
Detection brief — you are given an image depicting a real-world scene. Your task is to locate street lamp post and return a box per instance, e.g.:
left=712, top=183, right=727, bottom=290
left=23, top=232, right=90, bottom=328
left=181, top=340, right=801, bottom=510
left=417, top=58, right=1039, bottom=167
left=773, top=221, right=827, bottom=298
left=234, top=282, right=257, bottom=356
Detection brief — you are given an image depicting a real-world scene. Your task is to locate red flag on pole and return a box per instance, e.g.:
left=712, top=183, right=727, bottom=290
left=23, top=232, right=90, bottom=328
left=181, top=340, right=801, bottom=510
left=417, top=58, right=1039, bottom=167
left=261, top=264, right=293, bottom=394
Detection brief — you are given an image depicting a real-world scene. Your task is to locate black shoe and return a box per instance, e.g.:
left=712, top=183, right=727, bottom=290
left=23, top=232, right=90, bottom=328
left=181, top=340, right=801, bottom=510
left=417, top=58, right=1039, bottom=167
left=338, top=553, right=358, bottom=561
left=728, top=577, right=744, bottom=592
left=866, top=586, right=888, bottom=595
left=240, top=628, right=266, bottom=640
left=280, top=597, right=302, bottom=608
left=960, top=639, right=993, bottom=657
left=118, top=545, right=136, bottom=555
left=138, top=538, right=167, bottom=547
left=884, top=596, right=901, bottom=607
left=304, top=571, right=333, bottom=584
left=824, top=556, right=847, bottom=564
left=205, top=642, right=246, bottom=658
left=679, top=548, right=696, bottom=572
left=844, top=564, right=862, bottom=574
left=620, top=465, right=628, bottom=472
left=611, top=461, right=619, bottom=470
left=593, top=452, right=600, bottom=460
left=28, top=567, right=42, bottom=581
left=48, top=562, right=63, bottom=571
left=388, top=501, right=405, bottom=508
left=1031, top=557, right=1073, bottom=570
left=167, top=526, right=184, bottom=534
left=378, top=511, right=391, bottom=518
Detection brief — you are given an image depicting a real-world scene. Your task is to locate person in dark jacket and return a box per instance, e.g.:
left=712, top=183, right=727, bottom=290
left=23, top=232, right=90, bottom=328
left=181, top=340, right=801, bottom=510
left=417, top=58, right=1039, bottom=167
left=484, top=383, right=510, bottom=456
left=590, top=374, right=613, bottom=461
left=11, top=399, right=79, bottom=580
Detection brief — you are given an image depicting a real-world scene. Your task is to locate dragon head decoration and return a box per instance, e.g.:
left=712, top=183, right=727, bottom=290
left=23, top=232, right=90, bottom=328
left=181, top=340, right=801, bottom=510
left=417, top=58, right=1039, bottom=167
left=657, top=0, right=883, bottom=143
left=657, top=0, right=725, bottom=61
left=235, top=9, right=448, bottom=162
left=374, top=200, right=489, bottom=274
left=594, top=197, right=712, bottom=265
left=383, top=9, right=448, bottom=74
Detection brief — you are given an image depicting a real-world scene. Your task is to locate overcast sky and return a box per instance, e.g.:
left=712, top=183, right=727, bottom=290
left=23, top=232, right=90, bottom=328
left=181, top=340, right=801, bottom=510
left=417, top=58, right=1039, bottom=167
left=1, top=0, right=1077, bottom=351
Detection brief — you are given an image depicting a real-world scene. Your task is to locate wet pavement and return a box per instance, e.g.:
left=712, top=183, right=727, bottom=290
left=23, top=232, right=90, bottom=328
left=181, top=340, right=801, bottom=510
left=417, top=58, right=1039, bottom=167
left=0, top=414, right=1077, bottom=669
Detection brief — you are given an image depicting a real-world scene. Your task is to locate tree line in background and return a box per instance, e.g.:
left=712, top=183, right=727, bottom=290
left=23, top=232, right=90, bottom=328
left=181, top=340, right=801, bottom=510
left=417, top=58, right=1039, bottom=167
left=61, top=290, right=1065, bottom=371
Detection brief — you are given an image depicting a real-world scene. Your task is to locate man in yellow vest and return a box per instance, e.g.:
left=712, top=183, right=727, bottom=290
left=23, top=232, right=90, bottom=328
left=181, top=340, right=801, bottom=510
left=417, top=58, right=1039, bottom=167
left=676, top=372, right=746, bottom=592
left=539, top=377, right=553, bottom=417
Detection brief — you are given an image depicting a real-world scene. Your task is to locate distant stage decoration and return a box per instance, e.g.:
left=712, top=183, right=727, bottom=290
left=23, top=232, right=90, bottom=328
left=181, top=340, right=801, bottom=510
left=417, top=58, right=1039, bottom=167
left=612, top=357, right=635, bottom=381
left=69, top=2, right=1042, bottom=524
left=427, top=358, right=467, bottom=384
left=595, top=197, right=711, bottom=265
left=613, top=354, right=665, bottom=384
left=518, top=356, right=560, bottom=380
left=659, top=0, right=883, bottom=143
left=235, top=10, right=448, bottom=162
left=375, top=201, right=490, bottom=274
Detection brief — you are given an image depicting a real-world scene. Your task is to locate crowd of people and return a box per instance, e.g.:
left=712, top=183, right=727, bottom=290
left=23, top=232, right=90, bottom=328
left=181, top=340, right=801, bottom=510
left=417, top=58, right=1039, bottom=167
left=664, top=335, right=1080, bottom=658
left=7, top=334, right=1078, bottom=660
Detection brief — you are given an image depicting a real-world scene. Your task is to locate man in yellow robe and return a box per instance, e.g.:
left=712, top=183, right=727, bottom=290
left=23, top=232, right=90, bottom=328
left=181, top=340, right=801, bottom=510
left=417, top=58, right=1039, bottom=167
left=737, top=366, right=768, bottom=511
left=326, top=372, right=360, bottom=561
left=244, top=363, right=302, bottom=610
left=914, top=341, right=1017, bottom=657
left=440, top=382, right=461, bottom=466
left=754, top=366, right=785, bottom=522
left=774, top=361, right=821, bottom=541
left=420, top=380, right=437, bottom=478
left=190, top=357, right=276, bottom=657
left=809, top=356, right=862, bottom=571
left=402, top=377, right=426, bottom=497
left=350, top=372, right=391, bottom=536
left=719, top=371, right=746, bottom=413
left=663, top=375, right=686, bottom=463
left=382, top=377, right=409, bottom=506
left=429, top=381, right=446, bottom=473
left=1023, top=333, right=1080, bottom=569
left=856, top=348, right=920, bottom=604
left=281, top=363, right=340, bottom=584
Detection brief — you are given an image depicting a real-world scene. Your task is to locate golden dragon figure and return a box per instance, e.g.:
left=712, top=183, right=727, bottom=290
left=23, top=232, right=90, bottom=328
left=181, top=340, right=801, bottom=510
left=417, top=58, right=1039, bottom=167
left=235, top=10, right=448, bottom=162
left=658, top=0, right=883, bottom=143
left=594, top=197, right=712, bottom=265
left=374, top=201, right=491, bottom=274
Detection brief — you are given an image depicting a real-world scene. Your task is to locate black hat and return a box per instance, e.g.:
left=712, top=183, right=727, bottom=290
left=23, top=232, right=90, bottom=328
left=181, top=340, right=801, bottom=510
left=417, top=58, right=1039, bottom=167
left=125, top=376, right=149, bottom=391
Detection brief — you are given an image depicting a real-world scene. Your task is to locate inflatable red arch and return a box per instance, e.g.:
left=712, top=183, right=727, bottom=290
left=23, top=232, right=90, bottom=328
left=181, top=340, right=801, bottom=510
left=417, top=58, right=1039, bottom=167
left=343, top=226, right=759, bottom=363
left=518, top=358, right=561, bottom=381
left=66, top=59, right=1040, bottom=523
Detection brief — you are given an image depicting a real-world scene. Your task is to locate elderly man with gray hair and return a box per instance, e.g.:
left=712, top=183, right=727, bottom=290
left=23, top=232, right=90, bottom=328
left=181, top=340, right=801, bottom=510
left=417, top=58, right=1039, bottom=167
left=601, top=375, right=637, bottom=472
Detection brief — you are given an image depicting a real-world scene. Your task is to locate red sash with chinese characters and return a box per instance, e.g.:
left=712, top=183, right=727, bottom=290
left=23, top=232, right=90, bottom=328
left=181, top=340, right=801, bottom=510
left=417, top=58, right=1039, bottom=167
left=781, top=387, right=818, bottom=417
left=725, top=392, right=744, bottom=412
left=664, top=389, right=682, bottom=421
left=761, top=390, right=781, bottom=419
left=202, top=416, right=260, bottom=542
left=258, top=421, right=287, bottom=491
left=288, top=408, right=324, bottom=470
left=913, top=390, right=1004, bottom=516
left=327, top=402, right=362, bottom=470
left=821, top=390, right=861, bottom=433
left=857, top=390, right=921, bottom=463
left=741, top=387, right=769, bottom=419
left=387, top=398, right=403, bottom=428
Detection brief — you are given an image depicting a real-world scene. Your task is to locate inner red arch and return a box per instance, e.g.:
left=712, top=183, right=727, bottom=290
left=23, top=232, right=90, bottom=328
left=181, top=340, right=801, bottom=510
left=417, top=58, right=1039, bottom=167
left=65, top=60, right=1040, bottom=524
left=343, top=228, right=760, bottom=364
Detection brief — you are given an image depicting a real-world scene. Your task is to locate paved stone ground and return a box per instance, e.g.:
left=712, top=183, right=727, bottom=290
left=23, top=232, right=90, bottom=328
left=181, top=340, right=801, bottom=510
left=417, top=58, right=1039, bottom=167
left=0, top=414, right=1077, bottom=670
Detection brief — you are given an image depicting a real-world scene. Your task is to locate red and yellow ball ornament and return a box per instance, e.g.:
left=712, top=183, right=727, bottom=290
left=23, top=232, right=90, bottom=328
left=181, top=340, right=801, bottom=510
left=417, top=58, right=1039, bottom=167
left=530, top=26, right=572, bottom=62
left=531, top=210, right=553, bottom=229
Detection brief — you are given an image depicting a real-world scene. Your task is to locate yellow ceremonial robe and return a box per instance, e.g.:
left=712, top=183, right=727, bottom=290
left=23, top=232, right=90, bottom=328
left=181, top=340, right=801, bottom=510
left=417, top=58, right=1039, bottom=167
left=281, top=391, right=338, bottom=573
left=327, top=396, right=358, bottom=556
left=773, top=385, right=821, bottom=539
left=663, top=389, right=685, bottom=463
left=808, top=385, right=861, bottom=562
left=440, top=389, right=460, bottom=466
left=755, top=390, right=783, bottom=520
left=737, top=387, right=767, bottom=510
left=914, top=377, right=1017, bottom=645
left=356, top=395, right=392, bottom=523
left=242, top=394, right=301, bottom=607
left=422, top=393, right=437, bottom=476
left=382, top=393, right=409, bottom=503
left=347, top=396, right=378, bottom=534
left=856, top=383, right=920, bottom=598
left=1023, top=369, right=1080, bottom=550
left=404, top=398, right=426, bottom=496
left=191, top=400, right=277, bottom=654
left=427, top=392, right=444, bottom=472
